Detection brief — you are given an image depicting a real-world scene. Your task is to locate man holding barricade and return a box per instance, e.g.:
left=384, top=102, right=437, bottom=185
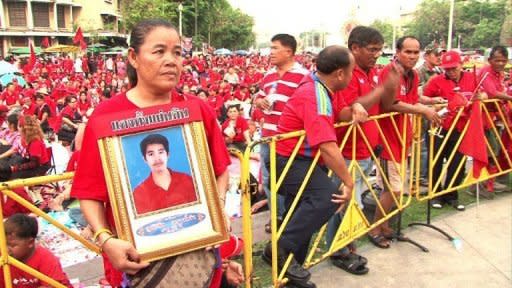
left=422, top=50, right=479, bottom=210
left=368, top=36, right=441, bottom=248
left=325, top=26, right=399, bottom=275
left=417, top=45, right=447, bottom=187
left=261, top=45, right=399, bottom=288
left=254, top=34, right=309, bottom=233
left=478, top=45, right=512, bottom=193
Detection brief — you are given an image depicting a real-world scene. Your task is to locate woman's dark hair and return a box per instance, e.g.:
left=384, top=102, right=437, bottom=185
left=127, top=19, right=179, bottom=87
left=65, top=95, right=77, bottom=104
left=7, top=113, right=18, bottom=128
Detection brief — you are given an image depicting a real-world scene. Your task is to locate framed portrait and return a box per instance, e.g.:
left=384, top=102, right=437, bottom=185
left=97, top=104, right=228, bottom=262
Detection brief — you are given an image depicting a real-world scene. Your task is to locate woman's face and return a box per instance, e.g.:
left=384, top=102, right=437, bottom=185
left=128, top=26, right=183, bottom=93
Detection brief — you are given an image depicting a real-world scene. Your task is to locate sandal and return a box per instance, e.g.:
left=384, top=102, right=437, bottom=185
left=368, top=234, right=390, bottom=249
left=330, top=253, right=369, bottom=275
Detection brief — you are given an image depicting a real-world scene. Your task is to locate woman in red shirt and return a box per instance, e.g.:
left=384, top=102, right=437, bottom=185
left=70, top=19, right=235, bottom=288
left=9, top=115, right=50, bottom=180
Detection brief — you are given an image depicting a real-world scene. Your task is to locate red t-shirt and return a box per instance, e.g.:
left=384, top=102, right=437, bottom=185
left=276, top=73, right=341, bottom=158
left=70, top=91, right=230, bottom=228
left=479, top=65, right=505, bottom=98
left=221, top=117, right=249, bottom=143
left=256, top=63, right=309, bottom=137
left=334, top=65, right=380, bottom=159
left=378, top=64, right=419, bottom=162
left=27, top=139, right=50, bottom=165
left=133, top=169, right=197, bottom=214
left=423, top=72, right=476, bottom=131
left=0, top=245, right=72, bottom=288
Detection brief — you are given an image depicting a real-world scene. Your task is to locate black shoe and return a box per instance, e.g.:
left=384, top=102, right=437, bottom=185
left=262, top=243, right=311, bottom=283
left=330, top=253, right=369, bottom=275
left=284, top=280, right=317, bottom=288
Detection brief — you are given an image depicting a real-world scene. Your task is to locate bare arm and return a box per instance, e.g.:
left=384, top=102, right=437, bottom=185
left=62, top=116, right=78, bottom=129
left=493, top=91, right=512, bottom=101
left=389, top=101, right=442, bottom=126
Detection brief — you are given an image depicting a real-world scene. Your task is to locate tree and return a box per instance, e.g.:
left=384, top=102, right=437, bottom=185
left=369, top=20, right=394, bottom=49
left=405, top=0, right=508, bottom=49
left=122, top=0, right=256, bottom=50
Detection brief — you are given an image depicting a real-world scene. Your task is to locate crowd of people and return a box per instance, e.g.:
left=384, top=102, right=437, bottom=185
left=0, top=18, right=510, bottom=288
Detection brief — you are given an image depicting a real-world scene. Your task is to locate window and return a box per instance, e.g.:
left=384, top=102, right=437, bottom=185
left=8, top=2, right=27, bottom=27
left=57, top=5, right=66, bottom=28
left=32, top=3, right=50, bottom=28
left=11, top=37, right=28, bottom=47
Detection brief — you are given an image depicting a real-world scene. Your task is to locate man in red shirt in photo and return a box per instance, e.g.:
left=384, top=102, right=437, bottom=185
left=133, top=134, right=197, bottom=214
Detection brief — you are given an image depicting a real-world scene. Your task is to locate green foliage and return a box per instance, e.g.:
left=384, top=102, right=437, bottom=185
left=369, top=20, right=394, bottom=48
left=405, top=0, right=509, bottom=49
left=121, top=0, right=255, bottom=50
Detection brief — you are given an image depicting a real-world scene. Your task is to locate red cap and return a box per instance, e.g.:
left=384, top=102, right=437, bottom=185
left=0, top=105, right=8, bottom=113
left=440, top=50, right=462, bottom=69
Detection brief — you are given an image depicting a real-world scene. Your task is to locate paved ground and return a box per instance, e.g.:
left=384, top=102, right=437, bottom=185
left=64, top=192, right=512, bottom=287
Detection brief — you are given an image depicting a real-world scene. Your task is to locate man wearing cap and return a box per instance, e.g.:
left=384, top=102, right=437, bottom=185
left=422, top=50, right=479, bottom=210
left=418, top=45, right=444, bottom=87
left=417, top=45, right=446, bottom=187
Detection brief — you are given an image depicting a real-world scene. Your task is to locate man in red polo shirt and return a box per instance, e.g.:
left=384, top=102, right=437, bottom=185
left=479, top=45, right=512, bottom=193
left=133, top=134, right=197, bottom=214
left=254, top=34, right=309, bottom=226
left=368, top=36, right=441, bottom=248
left=423, top=50, right=477, bottom=210
left=261, top=46, right=369, bottom=288
left=326, top=26, right=399, bottom=275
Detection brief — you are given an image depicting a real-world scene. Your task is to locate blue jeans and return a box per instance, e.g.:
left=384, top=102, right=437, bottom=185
left=260, top=143, right=285, bottom=218
left=420, top=119, right=430, bottom=179
left=325, top=158, right=373, bottom=255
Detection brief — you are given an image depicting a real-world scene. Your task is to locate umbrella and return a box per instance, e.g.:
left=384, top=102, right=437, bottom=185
left=0, top=61, right=18, bottom=75
left=234, top=50, right=249, bottom=56
left=0, top=73, right=26, bottom=87
left=214, top=48, right=232, bottom=56
left=44, top=44, right=80, bottom=53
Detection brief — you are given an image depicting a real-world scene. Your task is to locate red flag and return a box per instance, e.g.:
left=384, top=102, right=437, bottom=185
left=41, top=37, right=50, bottom=48
left=73, top=27, right=84, bottom=45
left=79, top=39, right=87, bottom=50
left=458, top=100, right=488, bottom=178
left=23, top=43, right=36, bottom=73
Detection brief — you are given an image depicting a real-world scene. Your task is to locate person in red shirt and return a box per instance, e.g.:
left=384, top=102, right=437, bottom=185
left=1, top=83, right=20, bottom=110
left=423, top=50, right=477, bottom=210
left=133, top=134, right=197, bottom=214
left=70, top=19, right=233, bottom=288
left=369, top=36, right=441, bottom=248
left=5, top=115, right=50, bottom=181
left=261, top=46, right=360, bottom=288
left=0, top=213, right=72, bottom=288
left=221, top=104, right=251, bottom=152
left=326, top=26, right=398, bottom=275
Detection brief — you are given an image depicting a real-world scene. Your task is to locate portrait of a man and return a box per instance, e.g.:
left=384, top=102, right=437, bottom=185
left=132, top=133, right=197, bottom=214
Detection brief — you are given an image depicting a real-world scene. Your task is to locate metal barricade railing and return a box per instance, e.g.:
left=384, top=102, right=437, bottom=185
left=0, top=173, right=100, bottom=288
left=240, top=111, right=413, bottom=287
left=414, top=99, right=512, bottom=202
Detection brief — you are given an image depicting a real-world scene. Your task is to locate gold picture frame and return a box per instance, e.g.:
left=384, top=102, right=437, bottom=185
left=98, top=121, right=228, bottom=262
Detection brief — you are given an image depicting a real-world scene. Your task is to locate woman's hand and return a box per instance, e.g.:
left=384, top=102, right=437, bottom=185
left=101, top=237, right=149, bottom=275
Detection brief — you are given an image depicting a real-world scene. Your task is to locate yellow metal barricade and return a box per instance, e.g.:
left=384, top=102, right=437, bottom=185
left=240, top=111, right=414, bottom=287
left=0, top=173, right=100, bottom=288
left=415, top=99, right=512, bottom=203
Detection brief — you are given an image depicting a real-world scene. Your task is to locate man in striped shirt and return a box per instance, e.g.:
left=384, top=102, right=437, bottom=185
left=254, top=34, right=309, bottom=226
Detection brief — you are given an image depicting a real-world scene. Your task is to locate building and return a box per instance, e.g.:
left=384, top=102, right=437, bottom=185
left=0, top=0, right=127, bottom=56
